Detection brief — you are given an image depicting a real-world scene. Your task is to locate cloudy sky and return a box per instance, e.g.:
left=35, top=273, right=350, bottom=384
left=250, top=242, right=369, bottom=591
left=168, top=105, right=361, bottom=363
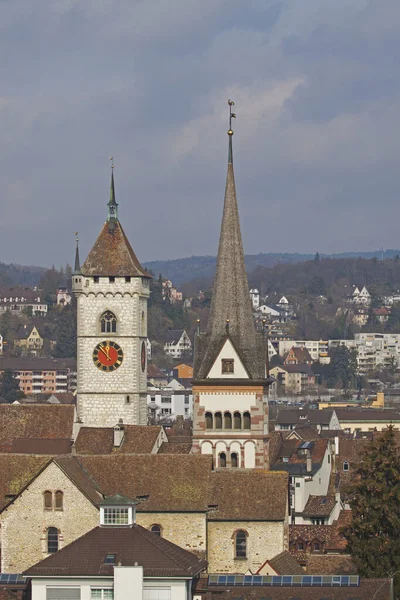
left=1, top=0, right=400, bottom=267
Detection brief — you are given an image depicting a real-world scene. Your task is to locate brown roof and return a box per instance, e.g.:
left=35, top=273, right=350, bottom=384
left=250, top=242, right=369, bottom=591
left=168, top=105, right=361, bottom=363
left=264, top=550, right=304, bottom=575
left=335, top=407, right=400, bottom=422
left=10, top=438, right=72, bottom=454
left=158, top=442, right=192, bottom=454
left=286, top=425, right=320, bottom=441
left=25, top=523, right=207, bottom=578
left=81, top=220, right=150, bottom=277
left=78, top=454, right=212, bottom=512
left=302, top=495, right=336, bottom=518
left=194, top=578, right=392, bottom=599
left=75, top=425, right=162, bottom=455
left=285, top=347, right=313, bottom=364
left=0, top=357, right=76, bottom=371
left=306, top=553, right=357, bottom=575
left=207, top=470, right=288, bottom=521
left=0, top=404, right=74, bottom=447
left=147, top=364, right=165, bottom=378
left=55, top=457, right=103, bottom=505
left=0, top=455, right=50, bottom=510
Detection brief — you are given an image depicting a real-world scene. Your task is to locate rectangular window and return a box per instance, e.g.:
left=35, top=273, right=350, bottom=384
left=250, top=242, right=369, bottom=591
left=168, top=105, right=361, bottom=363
left=91, top=590, right=114, bottom=600
left=103, top=508, right=129, bottom=525
left=143, top=590, right=171, bottom=600
left=221, top=359, right=234, bottom=374
left=125, top=277, right=131, bottom=283
left=94, top=276, right=99, bottom=283
left=109, top=276, right=115, bottom=283
left=47, top=589, right=81, bottom=600
left=161, top=398, right=170, bottom=403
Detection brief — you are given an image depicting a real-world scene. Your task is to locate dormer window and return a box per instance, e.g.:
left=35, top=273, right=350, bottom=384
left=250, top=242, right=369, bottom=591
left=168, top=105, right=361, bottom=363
left=99, top=495, right=138, bottom=527
left=222, top=359, right=234, bottom=374
left=104, top=553, right=116, bottom=564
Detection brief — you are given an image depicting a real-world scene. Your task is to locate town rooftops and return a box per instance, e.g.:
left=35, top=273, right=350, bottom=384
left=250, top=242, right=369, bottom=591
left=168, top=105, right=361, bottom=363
left=302, top=495, right=336, bottom=518
left=335, top=407, right=400, bottom=422
left=0, top=357, right=76, bottom=371
left=260, top=551, right=304, bottom=575
left=74, top=425, right=162, bottom=455
left=276, top=408, right=334, bottom=426
left=285, top=347, right=313, bottom=363
left=25, top=523, right=207, bottom=578
left=279, top=364, right=314, bottom=375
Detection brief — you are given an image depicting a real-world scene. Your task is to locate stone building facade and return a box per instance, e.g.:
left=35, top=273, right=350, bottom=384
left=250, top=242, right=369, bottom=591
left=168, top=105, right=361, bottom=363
left=73, top=169, right=151, bottom=426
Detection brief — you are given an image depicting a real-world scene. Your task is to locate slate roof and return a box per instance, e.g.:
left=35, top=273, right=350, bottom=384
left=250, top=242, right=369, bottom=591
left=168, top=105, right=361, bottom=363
left=194, top=135, right=268, bottom=382
left=302, top=495, right=336, bottom=517
left=81, top=220, right=150, bottom=278
left=74, top=425, right=162, bottom=455
left=207, top=470, right=288, bottom=521
left=165, top=329, right=185, bottom=343
left=0, top=404, right=74, bottom=448
left=25, top=524, right=207, bottom=578
left=264, top=551, right=304, bottom=575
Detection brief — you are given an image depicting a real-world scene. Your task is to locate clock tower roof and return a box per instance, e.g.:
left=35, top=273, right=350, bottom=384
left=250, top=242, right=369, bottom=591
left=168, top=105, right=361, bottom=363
left=82, top=168, right=150, bottom=278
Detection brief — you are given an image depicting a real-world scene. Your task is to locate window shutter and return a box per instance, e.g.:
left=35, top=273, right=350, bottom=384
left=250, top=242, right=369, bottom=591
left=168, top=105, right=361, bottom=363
left=46, top=588, right=81, bottom=600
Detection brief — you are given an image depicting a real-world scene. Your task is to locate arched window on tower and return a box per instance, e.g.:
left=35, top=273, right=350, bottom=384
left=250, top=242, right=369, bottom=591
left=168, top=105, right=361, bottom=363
left=234, top=412, right=242, bottom=430
left=215, top=412, right=223, bottom=430
left=219, top=452, right=227, bottom=468
left=231, top=452, right=239, bottom=468
left=55, top=491, right=63, bottom=511
left=47, top=527, right=59, bottom=553
left=43, top=491, right=52, bottom=511
left=100, top=311, right=117, bottom=334
left=205, top=412, right=213, bottom=429
left=243, top=412, right=251, bottom=430
left=224, top=412, right=232, bottom=429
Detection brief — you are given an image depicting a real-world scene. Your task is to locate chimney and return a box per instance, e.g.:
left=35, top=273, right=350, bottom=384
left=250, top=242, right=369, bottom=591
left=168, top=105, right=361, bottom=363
left=306, top=455, right=312, bottom=473
left=114, top=419, right=125, bottom=448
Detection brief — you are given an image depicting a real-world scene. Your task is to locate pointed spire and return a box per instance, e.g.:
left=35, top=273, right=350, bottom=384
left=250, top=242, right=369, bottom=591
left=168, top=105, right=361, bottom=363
left=74, top=232, right=81, bottom=273
left=107, top=157, right=118, bottom=228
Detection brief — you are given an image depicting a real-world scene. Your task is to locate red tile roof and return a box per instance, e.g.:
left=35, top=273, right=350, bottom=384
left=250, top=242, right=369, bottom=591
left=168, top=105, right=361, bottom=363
left=0, top=404, right=74, bottom=447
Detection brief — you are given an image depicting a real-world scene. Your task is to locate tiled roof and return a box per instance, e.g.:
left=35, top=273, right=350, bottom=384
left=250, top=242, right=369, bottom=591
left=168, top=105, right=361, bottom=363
left=0, top=357, right=76, bottom=371
left=286, top=425, right=320, bottom=441
left=55, top=457, right=103, bottom=506
left=147, top=364, right=165, bottom=378
left=335, top=407, right=400, bottom=422
left=165, top=329, right=185, bottom=343
left=207, top=470, right=288, bottom=521
left=75, top=425, right=162, bottom=455
left=280, top=364, right=314, bottom=375
left=265, top=551, right=304, bottom=575
left=10, top=438, right=72, bottom=454
left=0, top=455, right=50, bottom=510
left=158, top=442, right=192, bottom=454
left=0, top=405, right=75, bottom=447
left=78, top=454, right=212, bottom=512
left=25, top=524, right=207, bottom=578
left=306, top=553, right=357, bottom=575
left=81, top=220, right=150, bottom=278
left=289, top=347, right=313, bottom=363
left=302, top=495, right=336, bottom=517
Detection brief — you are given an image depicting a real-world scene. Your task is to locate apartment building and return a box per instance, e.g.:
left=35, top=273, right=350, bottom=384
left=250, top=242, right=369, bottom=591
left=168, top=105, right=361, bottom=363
left=147, top=383, right=193, bottom=420
left=330, top=333, right=400, bottom=374
left=279, top=340, right=330, bottom=364
left=0, top=358, right=77, bottom=395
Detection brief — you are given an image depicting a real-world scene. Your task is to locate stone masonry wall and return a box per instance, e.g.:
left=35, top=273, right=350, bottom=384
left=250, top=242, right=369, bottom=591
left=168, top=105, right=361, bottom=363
left=207, top=520, right=285, bottom=573
left=0, top=462, right=99, bottom=573
left=136, top=513, right=206, bottom=558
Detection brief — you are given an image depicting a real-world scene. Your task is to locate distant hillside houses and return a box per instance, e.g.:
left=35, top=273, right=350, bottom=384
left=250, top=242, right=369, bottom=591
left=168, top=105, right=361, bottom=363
left=345, top=285, right=371, bottom=307
left=164, top=329, right=192, bottom=358
left=0, top=286, right=47, bottom=316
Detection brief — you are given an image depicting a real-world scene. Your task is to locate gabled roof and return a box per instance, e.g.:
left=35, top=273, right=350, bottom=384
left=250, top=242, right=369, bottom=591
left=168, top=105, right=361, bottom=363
left=74, top=425, right=162, bottom=455
left=302, top=495, right=336, bottom=517
left=81, top=220, right=150, bottom=278
left=147, top=364, right=165, bottom=378
left=262, top=551, right=304, bottom=575
left=25, top=523, right=207, bottom=578
left=284, top=347, right=312, bottom=364
left=279, top=364, right=314, bottom=375
left=165, top=329, right=185, bottom=344
left=14, top=325, right=41, bottom=340
left=0, top=455, right=50, bottom=510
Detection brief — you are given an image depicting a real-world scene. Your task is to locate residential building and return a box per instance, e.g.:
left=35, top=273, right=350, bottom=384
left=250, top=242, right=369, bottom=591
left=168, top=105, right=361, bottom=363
left=274, top=408, right=340, bottom=432
left=172, top=363, right=193, bottom=380
left=147, top=364, right=168, bottom=388
left=283, top=347, right=313, bottom=365
left=162, top=279, right=183, bottom=304
left=279, top=340, right=330, bottom=364
left=346, top=285, right=371, bottom=307
left=249, top=288, right=260, bottom=309
left=192, top=124, right=270, bottom=469
left=0, top=287, right=48, bottom=316
left=13, top=325, right=44, bottom=355
left=0, top=357, right=77, bottom=395
left=270, top=364, right=316, bottom=395
left=147, top=385, right=193, bottom=420
left=56, top=286, right=72, bottom=305
left=335, top=407, right=400, bottom=433
left=164, top=329, right=192, bottom=358
left=72, top=167, right=151, bottom=427
left=330, top=333, right=400, bottom=373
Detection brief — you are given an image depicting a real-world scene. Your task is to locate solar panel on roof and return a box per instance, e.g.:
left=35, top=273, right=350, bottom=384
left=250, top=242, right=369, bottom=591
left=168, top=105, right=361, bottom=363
left=0, top=574, right=26, bottom=584
left=207, top=575, right=360, bottom=587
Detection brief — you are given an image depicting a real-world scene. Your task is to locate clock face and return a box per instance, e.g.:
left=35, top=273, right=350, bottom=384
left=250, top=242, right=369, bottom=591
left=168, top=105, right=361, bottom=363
left=93, top=340, right=123, bottom=372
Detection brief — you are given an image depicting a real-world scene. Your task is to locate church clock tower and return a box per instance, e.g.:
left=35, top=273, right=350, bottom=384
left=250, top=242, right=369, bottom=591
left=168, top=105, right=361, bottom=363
left=73, top=164, right=151, bottom=427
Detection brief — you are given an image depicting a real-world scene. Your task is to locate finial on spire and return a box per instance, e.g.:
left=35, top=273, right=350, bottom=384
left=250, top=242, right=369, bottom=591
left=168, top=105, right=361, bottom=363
left=107, top=157, right=118, bottom=228
left=73, top=231, right=81, bottom=273
left=227, top=100, right=236, bottom=164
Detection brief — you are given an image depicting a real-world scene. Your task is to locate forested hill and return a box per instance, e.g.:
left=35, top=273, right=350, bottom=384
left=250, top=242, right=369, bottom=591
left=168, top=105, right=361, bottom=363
left=144, top=250, right=400, bottom=287
left=0, top=262, right=47, bottom=287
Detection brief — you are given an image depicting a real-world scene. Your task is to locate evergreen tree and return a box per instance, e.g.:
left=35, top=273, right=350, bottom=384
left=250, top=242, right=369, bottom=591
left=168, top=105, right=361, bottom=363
left=0, top=369, right=24, bottom=403
left=53, top=302, right=77, bottom=358
left=329, top=345, right=357, bottom=389
left=342, top=426, right=400, bottom=595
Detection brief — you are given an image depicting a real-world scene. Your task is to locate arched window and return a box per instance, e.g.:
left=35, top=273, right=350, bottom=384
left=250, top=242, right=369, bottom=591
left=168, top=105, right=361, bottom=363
left=343, top=461, right=349, bottom=472
left=231, top=452, right=238, bottom=468
left=243, top=412, right=251, bottom=430
left=150, top=524, right=162, bottom=537
left=55, top=491, right=63, bottom=511
left=234, top=412, right=242, bottom=430
left=235, top=530, right=247, bottom=558
left=100, top=311, right=117, bottom=334
left=215, top=412, right=223, bottom=430
left=224, top=412, right=232, bottom=429
left=205, top=412, right=213, bottom=429
left=219, top=452, right=227, bottom=468
left=47, top=527, right=59, bottom=553
left=43, top=491, right=52, bottom=511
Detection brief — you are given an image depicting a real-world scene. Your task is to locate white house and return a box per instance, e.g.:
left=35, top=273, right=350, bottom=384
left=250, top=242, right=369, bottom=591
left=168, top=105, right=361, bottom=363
left=56, top=287, right=72, bottom=306
left=164, top=330, right=192, bottom=358
left=249, top=288, right=260, bottom=309
left=25, top=494, right=207, bottom=600
left=147, top=382, right=193, bottom=420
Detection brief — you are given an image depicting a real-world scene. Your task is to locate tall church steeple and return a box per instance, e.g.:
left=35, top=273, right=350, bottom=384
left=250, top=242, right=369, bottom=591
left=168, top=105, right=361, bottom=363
left=107, top=157, right=118, bottom=228
left=192, top=102, right=270, bottom=470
